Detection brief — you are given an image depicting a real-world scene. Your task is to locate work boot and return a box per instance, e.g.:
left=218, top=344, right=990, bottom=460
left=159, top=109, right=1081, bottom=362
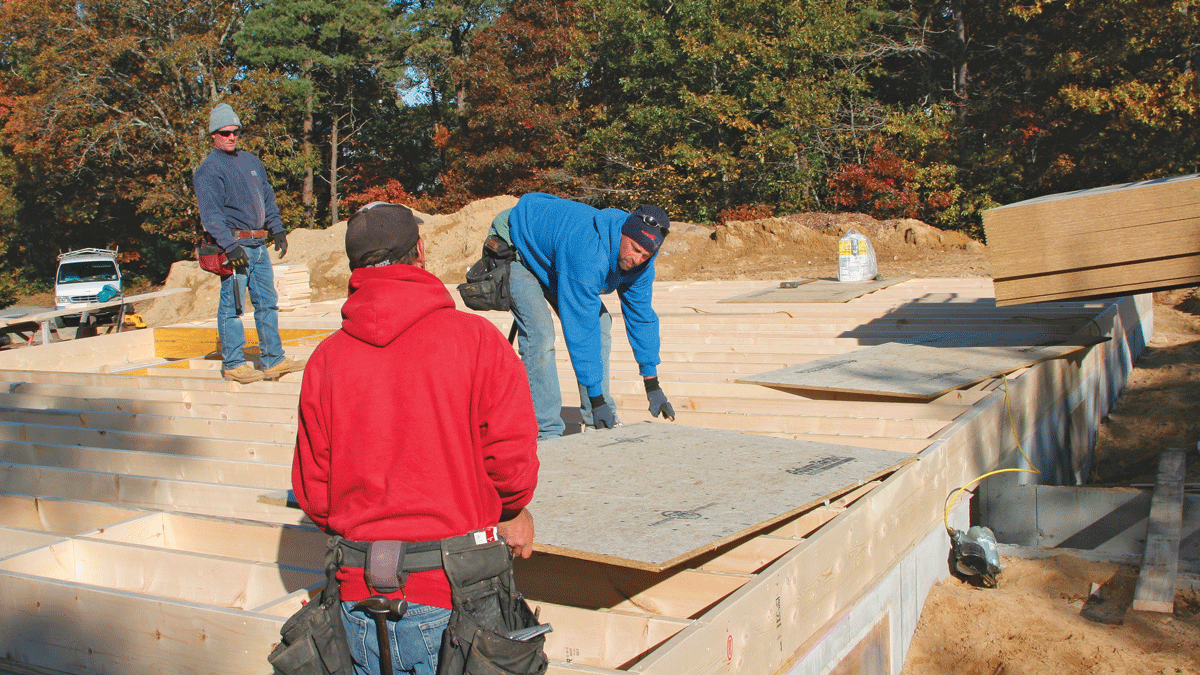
left=223, top=363, right=265, bottom=384
left=263, top=357, right=306, bottom=379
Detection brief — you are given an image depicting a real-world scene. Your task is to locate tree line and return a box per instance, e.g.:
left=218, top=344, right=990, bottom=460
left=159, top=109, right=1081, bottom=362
left=1, top=0, right=1196, bottom=304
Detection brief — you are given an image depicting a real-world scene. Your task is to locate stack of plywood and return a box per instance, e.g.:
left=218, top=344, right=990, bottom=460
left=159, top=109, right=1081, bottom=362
left=272, top=263, right=311, bottom=310
left=984, top=173, right=1200, bottom=306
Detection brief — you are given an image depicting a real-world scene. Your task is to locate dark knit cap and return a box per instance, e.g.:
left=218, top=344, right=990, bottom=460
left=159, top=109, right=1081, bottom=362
left=345, top=202, right=420, bottom=269
left=622, top=205, right=671, bottom=254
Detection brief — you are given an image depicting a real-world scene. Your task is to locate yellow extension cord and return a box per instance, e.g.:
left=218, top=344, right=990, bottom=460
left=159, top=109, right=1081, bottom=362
left=942, top=374, right=1042, bottom=533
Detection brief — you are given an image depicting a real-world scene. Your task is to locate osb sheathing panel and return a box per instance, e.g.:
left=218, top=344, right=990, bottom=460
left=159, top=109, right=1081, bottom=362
left=532, top=423, right=911, bottom=570
left=0, top=279, right=1151, bottom=675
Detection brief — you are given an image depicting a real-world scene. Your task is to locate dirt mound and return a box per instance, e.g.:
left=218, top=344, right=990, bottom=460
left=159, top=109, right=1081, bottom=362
left=140, top=200, right=987, bottom=326
left=657, top=212, right=987, bottom=281
left=903, top=555, right=1200, bottom=675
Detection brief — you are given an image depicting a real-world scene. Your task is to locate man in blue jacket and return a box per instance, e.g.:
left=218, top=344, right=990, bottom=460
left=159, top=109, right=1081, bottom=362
left=506, top=192, right=676, bottom=438
left=193, top=103, right=304, bottom=384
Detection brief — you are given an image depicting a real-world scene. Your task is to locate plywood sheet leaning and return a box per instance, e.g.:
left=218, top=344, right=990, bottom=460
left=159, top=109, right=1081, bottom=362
left=529, top=422, right=912, bottom=571
left=737, top=338, right=1092, bottom=401
left=718, top=277, right=910, bottom=303
left=983, top=173, right=1200, bottom=306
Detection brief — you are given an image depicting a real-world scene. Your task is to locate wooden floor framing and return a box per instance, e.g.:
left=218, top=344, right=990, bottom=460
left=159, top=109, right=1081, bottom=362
left=0, top=278, right=1151, bottom=675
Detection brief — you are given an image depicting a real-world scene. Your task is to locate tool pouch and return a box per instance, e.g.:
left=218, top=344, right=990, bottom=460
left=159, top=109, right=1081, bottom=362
left=457, top=235, right=517, bottom=312
left=268, top=537, right=355, bottom=675
left=197, top=237, right=234, bottom=278
left=437, top=535, right=549, bottom=675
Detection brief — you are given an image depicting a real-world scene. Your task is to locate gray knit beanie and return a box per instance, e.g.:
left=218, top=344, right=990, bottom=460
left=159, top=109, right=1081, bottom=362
left=208, top=103, right=242, bottom=134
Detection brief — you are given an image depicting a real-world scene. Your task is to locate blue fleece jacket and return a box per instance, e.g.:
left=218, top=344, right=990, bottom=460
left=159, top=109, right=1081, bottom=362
left=509, top=193, right=661, bottom=397
left=193, top=149, right=285, bottom=253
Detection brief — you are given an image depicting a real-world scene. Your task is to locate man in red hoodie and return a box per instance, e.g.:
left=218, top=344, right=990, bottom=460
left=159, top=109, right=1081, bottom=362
left=291, top=202, right=540, bottom=675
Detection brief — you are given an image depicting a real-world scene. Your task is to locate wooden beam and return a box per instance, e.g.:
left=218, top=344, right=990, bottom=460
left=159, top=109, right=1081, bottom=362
left=0, top=405, right=297, bottom=444
left=0, top=422, right=293, bottom=464
left=0, top=368, right=302, bottom=398
left=0, top=441, right=290, bottom=486
left=0, top=388, right=297, bottom=424
left=0, top=492, right=146, bottom=535
left=85, top=512, right=329, bottom=571
left=0, top=463, right=305, bottom=525
left=1132, top=447, right=1188, bottom=613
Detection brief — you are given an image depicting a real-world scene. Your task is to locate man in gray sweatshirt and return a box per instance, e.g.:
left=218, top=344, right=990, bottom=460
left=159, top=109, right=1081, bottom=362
left=193, top=103, right=304, bottom=384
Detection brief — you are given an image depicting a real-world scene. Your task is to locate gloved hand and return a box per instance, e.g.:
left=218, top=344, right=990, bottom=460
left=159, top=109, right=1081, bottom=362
left=226, top=245, right=249, bottom=269
left=644, top=376, right=675, bottom=420
left=589, top=395, right=617, bottom=429
left=272, top=231, right=288, bottom=258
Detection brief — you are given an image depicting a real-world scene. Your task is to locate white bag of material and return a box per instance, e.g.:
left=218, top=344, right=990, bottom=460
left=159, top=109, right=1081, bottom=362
left=837, top=227, right=878, bottom=282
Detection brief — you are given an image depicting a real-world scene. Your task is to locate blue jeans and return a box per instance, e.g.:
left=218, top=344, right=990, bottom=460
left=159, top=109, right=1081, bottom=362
left=508, top=262, right=616, bottom=438
left=341, top=600, right=450, bottom=675
left=217, top=244, right=284, bottom=370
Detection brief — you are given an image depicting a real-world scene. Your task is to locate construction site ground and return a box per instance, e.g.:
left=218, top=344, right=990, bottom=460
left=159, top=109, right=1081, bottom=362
left=8, top=203, right=1199, bottom=674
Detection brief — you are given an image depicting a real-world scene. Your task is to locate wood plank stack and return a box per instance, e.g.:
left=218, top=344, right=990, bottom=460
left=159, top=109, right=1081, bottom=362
left=983, top=173, right=1200, bottom=306
left=272, top=263, right=312, bottom=310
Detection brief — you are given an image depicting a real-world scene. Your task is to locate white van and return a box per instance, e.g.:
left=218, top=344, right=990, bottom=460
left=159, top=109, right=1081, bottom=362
left=54, top=248, right=122, bottom=320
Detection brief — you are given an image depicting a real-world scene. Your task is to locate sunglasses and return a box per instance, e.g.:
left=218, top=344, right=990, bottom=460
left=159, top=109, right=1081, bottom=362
left=637, top=213, right=668, bottom=235
left=213, top=129, right=241, bottom=137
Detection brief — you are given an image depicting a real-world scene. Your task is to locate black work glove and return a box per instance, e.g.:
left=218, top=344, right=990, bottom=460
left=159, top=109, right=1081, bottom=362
left=226, top=245, right=249, bottom=269
left=644, top=377, right=675, bottom=420
left=272, top=230, right=288, bottom=258
left=589, top=395, right=617, bottom=429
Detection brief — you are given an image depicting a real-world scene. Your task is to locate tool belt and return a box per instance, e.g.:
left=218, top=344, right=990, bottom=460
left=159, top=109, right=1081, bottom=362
left=268, top=530, right=549, bottom=675
left=235, top=229, right=270, bottom=239
left=437, top=532, right=549, bottom=675
left=268, top=538, right=355, bottom=675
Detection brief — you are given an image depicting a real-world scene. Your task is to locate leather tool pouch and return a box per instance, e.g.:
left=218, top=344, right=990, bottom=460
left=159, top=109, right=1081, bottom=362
left=197, top=232, right=234, bottom=278
left=268, top=537, right=355, bottom=675
left=457, top=235, right=517, bottom=312
left=437, top=536, right=549, bottom=675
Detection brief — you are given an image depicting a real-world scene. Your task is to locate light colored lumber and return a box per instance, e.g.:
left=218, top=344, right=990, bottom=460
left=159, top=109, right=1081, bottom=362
left=0, top=527, right=66, bottom=560
left=0, top=328, right=157, bottom=372
left=0, top=405, right=297, bottom=444
left=0, top=441, right=290, bottom=486
left=532, top=602, right=691, bottom=669
left=0, top=463, right=306, bottom=526
left=0, top=538, right=321, bottom=610
left=694, top=536, right=803, bottom=575
left=0, top=560, right=289, bottom=674
left=0, top=492, right=145, bottom=534
left=0, top=367, right=302, bottom=397
left=84, top=512, right=328, bottom=570
left=0, top=371, right=300, bottom=409
left=0, top=388, right=297, bottom=424
left=1132, top=447, right=1188, bottom=612
left=0, top=422, right=292, bottom=464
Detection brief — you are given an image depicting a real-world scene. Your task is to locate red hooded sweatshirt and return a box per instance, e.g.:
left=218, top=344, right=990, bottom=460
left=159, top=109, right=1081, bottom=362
left=292, top=264, right=539, bottom=608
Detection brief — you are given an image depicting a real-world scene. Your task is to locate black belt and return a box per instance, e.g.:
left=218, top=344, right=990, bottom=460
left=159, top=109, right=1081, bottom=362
left=334, top=527, right=500, bottom=594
